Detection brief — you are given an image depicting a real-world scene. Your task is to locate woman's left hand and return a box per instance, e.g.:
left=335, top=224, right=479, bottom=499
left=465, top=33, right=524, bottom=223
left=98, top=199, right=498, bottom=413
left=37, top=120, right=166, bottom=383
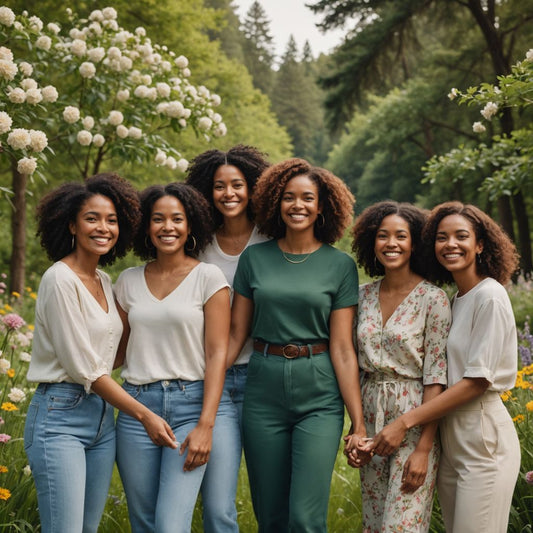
left=343, top=433, right=373, bottom=468
left=400, top=449, right=429, bottom=493
left=179, top=422, right=213, bottom=471
left=371, top=417, right=408, bottom=456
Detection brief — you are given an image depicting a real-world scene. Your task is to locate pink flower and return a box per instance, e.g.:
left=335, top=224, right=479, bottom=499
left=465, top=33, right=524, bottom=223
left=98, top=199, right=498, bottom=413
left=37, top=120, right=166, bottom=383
left=0, top=417, right=4, bottom=426
left=526, top=471, right=533, bottom=485
left=2, top=313, right=25, bottom=330
left=0, top=434, right=11, bottom=443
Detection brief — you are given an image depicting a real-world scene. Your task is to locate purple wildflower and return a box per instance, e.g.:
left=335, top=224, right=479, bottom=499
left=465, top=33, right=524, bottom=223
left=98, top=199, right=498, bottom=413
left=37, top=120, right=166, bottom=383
left=526, top=471, right=533, bottom=485
left=0, top=434, right=11, bottom=443
left=2, top=313, right=25, bottom=330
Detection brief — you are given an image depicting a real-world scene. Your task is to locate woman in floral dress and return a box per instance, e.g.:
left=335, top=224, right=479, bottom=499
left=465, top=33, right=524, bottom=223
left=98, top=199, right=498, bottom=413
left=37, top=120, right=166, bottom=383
left=346, top=201, right=450, bottom=532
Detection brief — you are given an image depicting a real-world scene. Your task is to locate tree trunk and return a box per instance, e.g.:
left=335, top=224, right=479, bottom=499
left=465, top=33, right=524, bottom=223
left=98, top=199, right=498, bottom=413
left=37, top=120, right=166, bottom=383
left=9, top=160, right=27, bottom=295
left=512, top=192, right=533, bottom=274
left=496, top=196, right=514, bottom=242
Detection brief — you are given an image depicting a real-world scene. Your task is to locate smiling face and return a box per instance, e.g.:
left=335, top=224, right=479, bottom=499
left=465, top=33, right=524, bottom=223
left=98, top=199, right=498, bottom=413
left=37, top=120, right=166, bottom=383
left=435, top=214, right=483, bottom=277
left=374, top=214, right=413, bottom=272
left=280, top=174, right=321, bottom=234
left=69, top=194, right=118, bottom=257
left=212, top=164, right=249, bottom=221
left=147, top=195, right=189, bottom=256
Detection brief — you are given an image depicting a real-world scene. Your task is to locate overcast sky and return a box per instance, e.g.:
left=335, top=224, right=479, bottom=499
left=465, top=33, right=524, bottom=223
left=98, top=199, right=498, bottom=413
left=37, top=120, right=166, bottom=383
left=234, top=0, right=346, bottom=61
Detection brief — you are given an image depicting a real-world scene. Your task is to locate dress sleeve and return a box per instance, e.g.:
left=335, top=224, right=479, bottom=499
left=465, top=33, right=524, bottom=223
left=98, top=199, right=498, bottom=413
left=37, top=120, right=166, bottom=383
left=332, top=254, right=359, bottom=310
left=202, top=263, right=230, bottom=304
left=40, top=277, right=109, bottom=392
left=422, top=288, right=450, bottom=386
left=113, top=268, right=131, bottom=312
left=463, top=297, right=512, bottom=384
left=233, top=247, right=253, bottom=299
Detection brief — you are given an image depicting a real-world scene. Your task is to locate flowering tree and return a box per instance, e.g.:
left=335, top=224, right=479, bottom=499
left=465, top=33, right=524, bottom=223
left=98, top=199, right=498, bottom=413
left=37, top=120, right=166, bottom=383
left=0, top=5, right=226, bottom=292
left=423, top=48, right=533, bottom=274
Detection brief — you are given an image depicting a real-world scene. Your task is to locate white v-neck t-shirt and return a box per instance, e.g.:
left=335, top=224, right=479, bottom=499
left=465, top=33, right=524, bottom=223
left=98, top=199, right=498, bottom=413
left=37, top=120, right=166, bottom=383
left=28, top=261, right=123, bottom=393
left=114, top=262, right=229, bottom=384
left=199, top=226, right=269, bottom=364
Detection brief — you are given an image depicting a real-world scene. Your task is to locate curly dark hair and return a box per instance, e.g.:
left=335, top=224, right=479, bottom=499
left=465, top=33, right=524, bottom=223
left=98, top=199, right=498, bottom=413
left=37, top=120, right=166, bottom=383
left=423, top=201, right=520, bottom=285
left=186, top=144, right=270, bottom=227
left=253, top=158, right=355, bottom=243
left=133, top=182, right=214, bottom=260
left=36, top=172, right=141, bottom=266
left=352, top=201, right=428, bottom=278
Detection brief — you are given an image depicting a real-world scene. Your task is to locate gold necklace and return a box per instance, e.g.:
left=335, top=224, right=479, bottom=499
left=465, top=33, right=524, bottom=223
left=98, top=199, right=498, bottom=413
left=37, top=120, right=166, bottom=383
left=282, top=251, right=311, bottom=264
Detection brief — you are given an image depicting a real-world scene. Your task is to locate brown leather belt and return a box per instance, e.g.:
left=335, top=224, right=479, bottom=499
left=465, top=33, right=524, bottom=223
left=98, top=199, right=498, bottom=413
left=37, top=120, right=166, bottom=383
left=253, top=340, right=329, bottom=359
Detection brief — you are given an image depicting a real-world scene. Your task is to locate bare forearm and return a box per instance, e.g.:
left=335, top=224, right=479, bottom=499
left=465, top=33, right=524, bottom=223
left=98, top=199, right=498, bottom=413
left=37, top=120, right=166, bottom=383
left=415, top=384, right=444, bottom=452
left=199, top=353, right=226, bottom=427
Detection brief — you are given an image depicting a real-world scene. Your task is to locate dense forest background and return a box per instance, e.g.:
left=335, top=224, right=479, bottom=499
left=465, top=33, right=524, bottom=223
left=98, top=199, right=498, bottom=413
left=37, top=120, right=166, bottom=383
left=1, top=0, right=533, bottom=289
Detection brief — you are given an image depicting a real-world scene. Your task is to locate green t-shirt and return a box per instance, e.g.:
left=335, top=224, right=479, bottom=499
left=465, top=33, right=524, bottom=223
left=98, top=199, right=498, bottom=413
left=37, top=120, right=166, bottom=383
left=234, top=240, right=359, bottom=344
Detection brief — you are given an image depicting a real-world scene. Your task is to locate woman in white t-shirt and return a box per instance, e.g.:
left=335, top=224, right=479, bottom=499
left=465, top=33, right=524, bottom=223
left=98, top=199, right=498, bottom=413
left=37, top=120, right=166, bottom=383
left=365, top=201, right=521, bottom=533
left=186, top=145, right=269, bottom=532
left=114, top=182, right=236, bottom=533
left=24, top=173, right=176, bottom=533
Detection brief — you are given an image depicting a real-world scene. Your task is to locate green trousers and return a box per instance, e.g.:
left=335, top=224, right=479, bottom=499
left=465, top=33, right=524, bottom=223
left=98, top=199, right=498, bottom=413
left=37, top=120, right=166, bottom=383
left=242, top=350, right=344, bottom=533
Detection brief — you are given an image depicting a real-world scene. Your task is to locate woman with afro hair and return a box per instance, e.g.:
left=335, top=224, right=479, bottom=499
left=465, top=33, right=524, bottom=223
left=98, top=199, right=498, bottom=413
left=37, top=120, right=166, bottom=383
left=366, top=201, right=521, bottom=533
left=347, top=201, right=450, bottom=533
left=186, top=145, right=270, bottom=532
left=229, top=158, right=366, bottom=532
left=24, top=173, right=176, bottom=533
left=113, top=182, right=237, bottom=533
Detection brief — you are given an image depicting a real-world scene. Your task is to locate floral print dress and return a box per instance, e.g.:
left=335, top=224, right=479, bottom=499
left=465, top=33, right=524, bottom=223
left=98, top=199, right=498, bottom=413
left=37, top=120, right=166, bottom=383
left=357, top=280, right=450, bottom=533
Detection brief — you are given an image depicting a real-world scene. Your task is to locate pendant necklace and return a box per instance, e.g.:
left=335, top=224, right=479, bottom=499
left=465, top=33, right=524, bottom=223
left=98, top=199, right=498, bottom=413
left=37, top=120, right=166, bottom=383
left=282, top=251, right=311, bottom=264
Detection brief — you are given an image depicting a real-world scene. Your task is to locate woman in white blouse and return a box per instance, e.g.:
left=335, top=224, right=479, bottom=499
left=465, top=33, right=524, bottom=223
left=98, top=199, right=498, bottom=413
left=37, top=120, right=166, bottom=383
left=114, top=182, right=235, bottom=533
left=24, top=173, right=176, bottom=533
left=365, top=201, right=521, bottom=533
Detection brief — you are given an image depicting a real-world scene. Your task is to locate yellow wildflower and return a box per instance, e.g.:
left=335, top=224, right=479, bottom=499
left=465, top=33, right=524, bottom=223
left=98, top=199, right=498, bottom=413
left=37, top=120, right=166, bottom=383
left=25, top=287, right=32, bottom=293
left=27, top=324, right=34, bottom=331
left=3, top=304, right=12, bottom=312
left=512, top=414, right=525, bottom=423
left=0, top=466, right=8, bottom=473
left=0, top=487, right=11, bottom=500
left=526, top=401, right=533, bottom=412
left=500, top=390, right=513, bottom=402
left=0, top=310, right=5, bottom=315
left=30, top=292, right=37, bottom=300
left=6, top=369, right=14, bottom=378
left=522, top=364, right=533, bottom=376
left=10, top=291, right=20, bottom=298
left=1, top=403, right=18, bottom=412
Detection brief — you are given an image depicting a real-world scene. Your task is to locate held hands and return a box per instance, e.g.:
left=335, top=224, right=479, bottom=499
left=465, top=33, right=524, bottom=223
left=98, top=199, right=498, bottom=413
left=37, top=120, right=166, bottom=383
left=179, top=422, right=213, bottom=471
left=343, top=433, right=374, bottom=468
left=367, top=417, right=408, bottom=456
left=142, top=412, right=178, bottom=449
left=400, top=449, right=429, bottom=493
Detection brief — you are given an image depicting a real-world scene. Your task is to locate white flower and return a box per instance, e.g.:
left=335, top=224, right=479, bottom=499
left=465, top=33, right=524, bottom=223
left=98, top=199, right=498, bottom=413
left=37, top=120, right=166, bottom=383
left=165, top=101, right=184, bottom=118
left=79, top=61, right=96, bottom=79
left=156, top=102, right=168, bottom=114
left=214, top=123, right=227, bottom=137
left=211, top=94, right=221, bottom=106
left=28, top=16, right=43, bottom=32
left=70, top=39, right=87, bottom=57
left=175, top=55, right=188, bottom=69
left=128, top=126, right=142, bottom=139
left=480, top=101, right=498, bottom=120
left=92, top=133, right=105, bottom=147
left=212, top=113, right=222, bottom=124
left=16, top=332, right=31, bottom=347
left=165, top=156, right=177, bottom=170
left=447, top=87, right=458, bottom=100
left=135, top=27, right=146, bottom=37
left=0, top=358, right=9, bottom=373
left=7, top=128, right=31, bottom=150
left=116, top=125, right=128, bottom=138
left=47, top=22, right=61, bottom=34
left=178, top=118, right=187, bottom=128
left=89, top=10, right=104, bottom=22
left=0, top=59, right=18, bottom=80
left=108, top=110, right=124, bottom=126
left=526, top=49, right=533, bottom=62
left=133, top=85, right=149, bottom=98
left=102, top=7, right=118, bottom=20
left=155, top=150, right=167, bottom=165
left=107, top=46, right=122, bottom=60
left=25, top=88, right=42, bottom=105
left=63, top=106, right=80, bottom=124
left=176, top=158, right=188, bottom=173
left=41, top=85, right=58, bottom=103
left=0, top=112, right=13, bottom=134
left=77, top=130, right=92, bottom=146
left=0, top=47, right=13, bottom=61
left=103, top=19, right=118, bottom=31
left=8, top=87, right=26, bottom=103
left=69, top=28, right=84, bottom=40
left=156, top=82, right=171, bottom=98
left=29, top=130, right=48, bottom=152
left=87, top=47, right=106, bottom=62
left=141, top=74, right=152, bottom=85
left=22, top=465, right=31, bottom=477
left=119, top=56, right=132, bottom=71
left=82, top=116, right=95, bottom=130
left=472, top=121, right=486, bottom=133
left=116, top=89, right=130, bottom=102
left=198, top=117, right=212, bottom=131
left=35, top=36, right=52, bottom=51
left=20, top=78, right=38, bottom=90
left=88, top=22, right=102, bottom=36
left=19, top=62, right=33, bottom=77
left=17, top=156, right=37, bottom=175
left=8, top=387, right=26, bottom=403
left=19, top=351, right=31, bottom=362
left=0, top=7, right=15, bottom=27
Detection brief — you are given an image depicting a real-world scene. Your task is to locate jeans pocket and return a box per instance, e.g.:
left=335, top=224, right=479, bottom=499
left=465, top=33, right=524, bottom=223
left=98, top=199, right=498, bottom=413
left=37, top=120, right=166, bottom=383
left=182, top=381, right=204, bottom=402
left=122, top=382, right=142, bottom=400
left=23, top=402, right=39, bottom=450
left=48, top=391, right=84, bottom=410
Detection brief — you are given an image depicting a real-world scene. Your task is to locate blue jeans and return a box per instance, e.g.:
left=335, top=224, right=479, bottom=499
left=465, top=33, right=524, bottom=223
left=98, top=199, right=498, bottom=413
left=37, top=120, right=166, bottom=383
left=116, top=380, right=240, bottom=533
left=199, top=365, right=246, bottom=532
left=24, top=383, right=116, bottom=533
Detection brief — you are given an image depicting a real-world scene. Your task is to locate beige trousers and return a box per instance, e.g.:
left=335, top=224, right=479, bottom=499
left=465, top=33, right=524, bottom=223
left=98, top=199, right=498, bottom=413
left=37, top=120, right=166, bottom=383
left=437, top=391, right=520, bottom=533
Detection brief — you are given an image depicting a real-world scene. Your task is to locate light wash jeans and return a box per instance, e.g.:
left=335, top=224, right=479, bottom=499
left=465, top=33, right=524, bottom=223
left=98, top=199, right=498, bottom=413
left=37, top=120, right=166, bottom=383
left=24, top=382, right=116, bottom=533
left=200, top=364, right=247, bottom=532
left=116, top=379, right=240, bottom=533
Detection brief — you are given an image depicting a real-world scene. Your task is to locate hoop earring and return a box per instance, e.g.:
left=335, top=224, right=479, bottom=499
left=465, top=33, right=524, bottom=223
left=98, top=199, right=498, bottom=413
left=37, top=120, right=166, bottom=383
left=71, top=235, right=75, bottom=250
left=317, top=213, right=325, bottom=228
left=477, top=252, right=482, bottom=264
left=186, top=235, right=197, bottom=252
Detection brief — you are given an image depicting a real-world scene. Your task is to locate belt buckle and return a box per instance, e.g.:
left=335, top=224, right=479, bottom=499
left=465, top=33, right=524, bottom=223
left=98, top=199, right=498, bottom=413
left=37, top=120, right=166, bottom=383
left=282, top=344, right=300, bottom=359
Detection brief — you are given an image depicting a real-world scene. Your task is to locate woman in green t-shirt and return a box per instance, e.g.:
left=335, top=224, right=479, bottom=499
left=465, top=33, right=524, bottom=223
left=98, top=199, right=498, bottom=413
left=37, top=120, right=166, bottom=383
left=230, top=158, right=370, bottom=532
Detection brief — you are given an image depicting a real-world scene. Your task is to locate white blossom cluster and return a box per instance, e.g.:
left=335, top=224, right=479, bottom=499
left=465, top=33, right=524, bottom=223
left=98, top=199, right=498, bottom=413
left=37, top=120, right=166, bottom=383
left=0, top=6, right=58, bottom=175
